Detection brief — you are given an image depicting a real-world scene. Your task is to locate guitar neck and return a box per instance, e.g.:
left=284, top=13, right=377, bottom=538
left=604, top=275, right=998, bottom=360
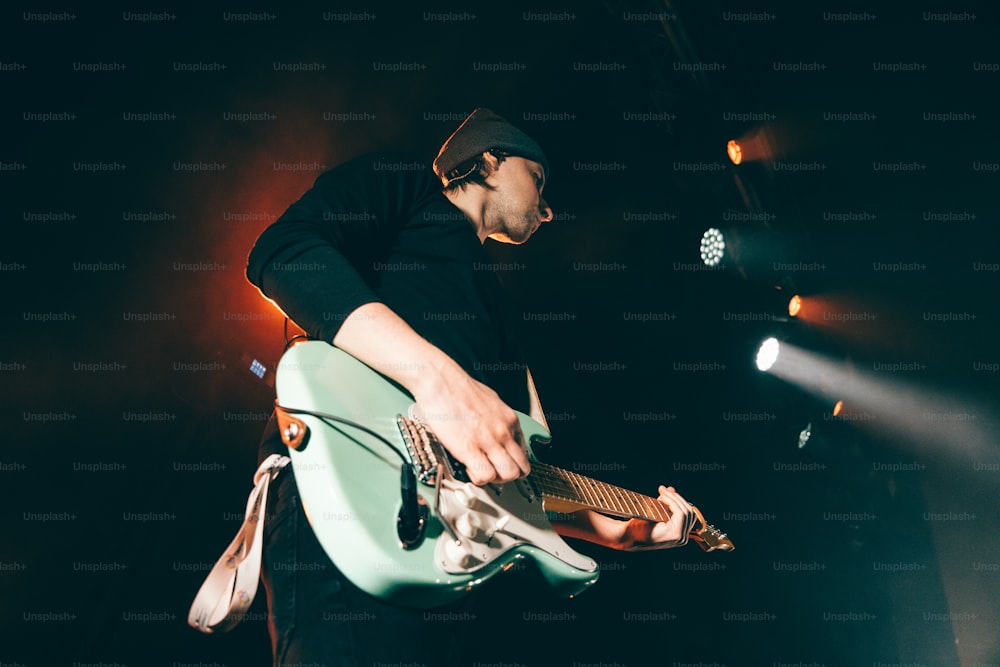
left=530, top=462, right=670, bottom=522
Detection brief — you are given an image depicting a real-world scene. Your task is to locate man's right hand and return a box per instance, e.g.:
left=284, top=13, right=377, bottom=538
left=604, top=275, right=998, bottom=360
left=411, top=366, right=531, bottom=485
left=332, top=302, right=531, bottom=486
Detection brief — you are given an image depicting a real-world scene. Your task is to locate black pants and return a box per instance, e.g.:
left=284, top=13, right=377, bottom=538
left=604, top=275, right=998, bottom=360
left=258, top=416, right=474, bottom=666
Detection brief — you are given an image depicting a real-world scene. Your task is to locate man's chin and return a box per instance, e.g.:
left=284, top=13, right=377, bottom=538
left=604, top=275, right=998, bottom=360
left=487, top=231, right=530, bottom=245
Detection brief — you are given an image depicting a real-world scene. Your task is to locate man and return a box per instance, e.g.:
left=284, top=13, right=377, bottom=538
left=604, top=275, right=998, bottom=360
left=245, top=108, right=696, bottom=666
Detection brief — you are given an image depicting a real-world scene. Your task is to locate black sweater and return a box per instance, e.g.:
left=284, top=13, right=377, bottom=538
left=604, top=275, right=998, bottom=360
left=246, top=151, right=530, bottom=414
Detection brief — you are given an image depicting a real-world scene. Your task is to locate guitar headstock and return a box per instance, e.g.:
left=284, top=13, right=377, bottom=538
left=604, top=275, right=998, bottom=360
left=690, top=506, right=735, bottom=552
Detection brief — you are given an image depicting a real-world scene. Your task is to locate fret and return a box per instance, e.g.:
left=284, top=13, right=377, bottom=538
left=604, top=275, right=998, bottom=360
left=529, top=466, right=575, bottom=501
left=635, top=491, right=655, bottom=520
left=594, top=479, right=627, bottom=516
left=622, top=482, right=642, bottom=516
left=626, top=490, right=660, bottom=520
left=535, top=466, right=573, bottom=498
left=631, top=492, right=654, bottom=520
left=576, top=472, right=602, bottom=510
left=547, top=467, right=601, bottom=510
left=594, top=479, right=629, bottom=517
left=569, top=469, right=599, bottom=508
left=637, top=492, right=670, bottom=523
left=574, top=473, right=594, bottom=505
left=634, top=493, right=655, bottom=521
left=534, top=465, right=589, bottom=505
left=624, top=489, right=649, bottom=520
left=605, top=478, right=639, bottom=517
left=582, top=474, right=615, bottom=513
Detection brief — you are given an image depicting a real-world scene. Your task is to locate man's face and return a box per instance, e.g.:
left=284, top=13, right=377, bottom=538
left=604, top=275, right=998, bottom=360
left=484, top=156, right=553, bottom=244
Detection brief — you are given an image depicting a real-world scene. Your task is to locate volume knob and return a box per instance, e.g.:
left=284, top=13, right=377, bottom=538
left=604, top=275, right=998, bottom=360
left=444, top=539, right=478, bottom=569
left=455, top=512, right=482, bottom=540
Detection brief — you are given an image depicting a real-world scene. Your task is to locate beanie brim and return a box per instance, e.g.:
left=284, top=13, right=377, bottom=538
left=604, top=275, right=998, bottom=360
left=433, top=108, right=548, bottom=183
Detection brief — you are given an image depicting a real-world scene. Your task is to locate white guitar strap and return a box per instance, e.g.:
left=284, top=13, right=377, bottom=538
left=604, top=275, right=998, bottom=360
left=525, top=367, right=550, bottom=432
left=187, top=453, right=291, bottom=633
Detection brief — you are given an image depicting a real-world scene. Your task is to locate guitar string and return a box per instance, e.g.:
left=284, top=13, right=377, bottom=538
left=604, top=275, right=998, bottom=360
left=531, top=467, right=631, bottom=515
left=532, top=463, right=644, bottom=512
left=529, top=464, right=671, bottom=522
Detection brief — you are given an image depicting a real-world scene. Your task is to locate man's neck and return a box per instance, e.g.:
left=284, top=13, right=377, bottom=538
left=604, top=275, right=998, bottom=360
left=443, top=188, right=489, bottom=244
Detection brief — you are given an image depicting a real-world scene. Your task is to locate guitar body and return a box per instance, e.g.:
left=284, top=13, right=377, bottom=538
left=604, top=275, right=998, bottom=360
left=274, top=340, right=600, bottom=608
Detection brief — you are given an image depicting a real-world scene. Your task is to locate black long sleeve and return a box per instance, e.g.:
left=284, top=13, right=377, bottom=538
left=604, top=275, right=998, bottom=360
left=245, top=151, right=438, bottom=342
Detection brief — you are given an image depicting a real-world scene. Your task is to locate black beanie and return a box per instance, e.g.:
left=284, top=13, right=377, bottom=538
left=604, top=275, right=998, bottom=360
left=433, top=108, right=549, bottom=184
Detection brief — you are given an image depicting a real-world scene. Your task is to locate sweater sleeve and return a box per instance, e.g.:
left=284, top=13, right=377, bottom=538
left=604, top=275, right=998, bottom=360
left=245, top=151, right=436, bottom=342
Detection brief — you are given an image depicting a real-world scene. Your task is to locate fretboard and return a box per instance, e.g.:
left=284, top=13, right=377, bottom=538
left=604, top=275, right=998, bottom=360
left=529, top=462, right=671, bottom=522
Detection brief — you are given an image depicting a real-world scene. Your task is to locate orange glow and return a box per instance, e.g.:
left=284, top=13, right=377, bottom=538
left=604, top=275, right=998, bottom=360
left=727, top=140, right=743, bottom=165
left=832, top=400, right=843, bottom=417
left=791, top=295, right=837, bottom=327
left=788, top=295, right=802, bottom=317
left=789, top=292, right=917, bottom=354
left=164, top=99, right=347, bottom=377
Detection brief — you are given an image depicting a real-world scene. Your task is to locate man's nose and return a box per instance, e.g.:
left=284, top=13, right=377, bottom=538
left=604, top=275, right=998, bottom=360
left=539, top=198, right=553, bottom=223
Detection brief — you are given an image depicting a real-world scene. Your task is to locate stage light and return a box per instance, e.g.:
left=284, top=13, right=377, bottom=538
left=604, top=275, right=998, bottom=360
left=797, top=422, right=812, bottom=448
left=724, top=126, right=776, bottom=165
left=727, top=140, right=743, bottom=165
left=700, top=227, right=726, bottom=266
left=755, top=337, right=780, bottom=371
left=788, top=295, right=802, bottom=317
left=748, top=339, right=995, bottom=466
left=695, top=224, right=799, bottom=281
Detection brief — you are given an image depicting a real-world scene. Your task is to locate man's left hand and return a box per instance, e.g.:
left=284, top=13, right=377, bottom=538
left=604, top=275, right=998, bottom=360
left=620, top=485, right=697, bottom=551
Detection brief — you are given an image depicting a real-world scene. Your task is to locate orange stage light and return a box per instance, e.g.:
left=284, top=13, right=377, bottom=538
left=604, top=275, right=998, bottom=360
left=788, top=294, right=802, bottom=317
left=727, top=139, right=743, bottom=165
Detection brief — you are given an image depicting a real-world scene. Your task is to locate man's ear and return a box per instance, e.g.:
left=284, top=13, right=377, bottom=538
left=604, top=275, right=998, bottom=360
left=481, top=150, right=501, bottom=170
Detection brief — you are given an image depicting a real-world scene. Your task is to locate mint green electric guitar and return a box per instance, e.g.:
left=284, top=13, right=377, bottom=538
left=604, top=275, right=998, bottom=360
left=272, top=340, right=733, bottom=608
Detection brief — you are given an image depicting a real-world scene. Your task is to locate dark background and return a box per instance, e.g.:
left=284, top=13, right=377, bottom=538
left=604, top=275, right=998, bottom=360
left=3, top=2, right=998, bottom=665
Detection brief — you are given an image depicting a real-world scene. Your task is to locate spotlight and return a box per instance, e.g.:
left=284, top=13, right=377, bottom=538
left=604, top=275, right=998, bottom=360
left=700, top=227, right=726, bottom=266
left=755, top=337, right=780, bottom=372
left=724, top=125, right=777, bottom=165
left=797, top=421, right=812, bottom=448
left=726, top=140, right=743, bottom=165
left=788, top=295, right=802, bottom=317
left=744, top=338, right=996, bottom=465
left=695, top=224, right=798, bottom=280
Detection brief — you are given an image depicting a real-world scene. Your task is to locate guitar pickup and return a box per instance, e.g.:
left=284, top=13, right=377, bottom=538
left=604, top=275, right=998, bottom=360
left=444, top=453, right=470, bottom=483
